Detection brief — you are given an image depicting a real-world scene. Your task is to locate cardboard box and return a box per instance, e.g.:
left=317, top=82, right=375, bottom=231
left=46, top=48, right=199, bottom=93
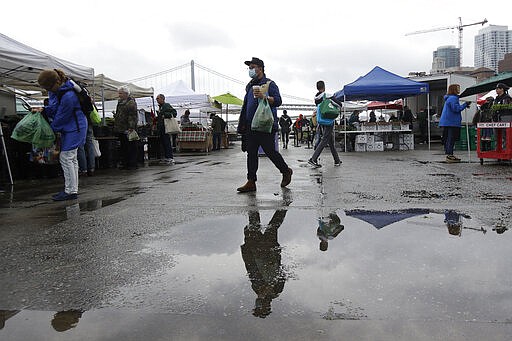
left=374, top=141, right=384, bottom=151
left=356, top=135, right=368, bottom=144
left=362, top=123, right=377, bottom=131
left=355, top=143, right=367, bottom=152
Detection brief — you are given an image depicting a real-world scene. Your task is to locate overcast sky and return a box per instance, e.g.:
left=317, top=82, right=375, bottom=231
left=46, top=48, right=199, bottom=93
left=1, top=0, right=507, bottom=102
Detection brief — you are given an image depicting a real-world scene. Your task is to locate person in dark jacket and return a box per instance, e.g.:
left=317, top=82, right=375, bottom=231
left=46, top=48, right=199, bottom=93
left=156, top=94, right=175, bottom=164
left=473, top=97, right=494, bottom=151
left=38, top=69, right=87, bottom=201
left=278, top=110, right=292, bottom=149
left=210, top=113, right=224, bottom=150
left=114, top=86, right=138, bottom=170
left=439, top=84, right=470, bottom=163
left=493, top=83, right=512, bottom=148
left=236, top=57, right=292, bottom=193
left=241, top=209, right=288, bottom=318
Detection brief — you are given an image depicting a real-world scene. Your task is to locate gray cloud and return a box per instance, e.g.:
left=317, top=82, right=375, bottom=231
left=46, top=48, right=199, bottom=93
left=167, top=23, right=235, bottom=50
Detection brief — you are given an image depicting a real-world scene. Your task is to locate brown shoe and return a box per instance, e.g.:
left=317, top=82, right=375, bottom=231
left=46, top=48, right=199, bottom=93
left=281, top=168, right=293, bottom=187
left=237, top=180, right=256, bottom=192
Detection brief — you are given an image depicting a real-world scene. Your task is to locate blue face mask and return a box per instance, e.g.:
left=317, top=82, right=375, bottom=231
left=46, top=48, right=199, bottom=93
left=249, top=68, right=257, bottom=79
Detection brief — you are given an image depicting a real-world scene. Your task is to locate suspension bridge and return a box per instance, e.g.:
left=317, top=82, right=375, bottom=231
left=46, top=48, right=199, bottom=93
left=127, top=60, right=315, bottom=111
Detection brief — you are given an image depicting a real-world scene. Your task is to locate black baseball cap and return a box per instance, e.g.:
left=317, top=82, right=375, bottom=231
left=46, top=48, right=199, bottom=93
left=496, top=83, right=510, bottom=90
left=244, top=57, right=264, bottom=68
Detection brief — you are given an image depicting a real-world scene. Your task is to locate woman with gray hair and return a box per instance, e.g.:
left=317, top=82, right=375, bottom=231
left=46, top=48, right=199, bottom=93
left=114, top=85, right=138, bottom=169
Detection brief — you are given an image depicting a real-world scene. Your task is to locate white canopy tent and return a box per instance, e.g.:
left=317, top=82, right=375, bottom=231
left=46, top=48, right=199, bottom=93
left=0, top=33, right=94, bottom=92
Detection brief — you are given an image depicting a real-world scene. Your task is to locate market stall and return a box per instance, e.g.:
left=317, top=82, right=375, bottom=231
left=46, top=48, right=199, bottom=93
left=334, top=66, right=429, bottom=152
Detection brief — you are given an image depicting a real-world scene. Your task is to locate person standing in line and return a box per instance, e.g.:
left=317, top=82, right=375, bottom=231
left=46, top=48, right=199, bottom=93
left=38, top=69, right=87, bottom=201
left=236, top=57, right=293, bottom=193
left=308, top=81, right=341, bottom=168
left=114, top=86, right=139, bottom=170
left=156, top=94, right=175, bottom=164
left=278, top=109, right=292, bottom=149
left=439, top=84, right=470, bottom=163
left=293, top=114, right=304, bottom=146
left=77, top=106, right=96, bottom=177
left=210, top=113, right=224, bottom=150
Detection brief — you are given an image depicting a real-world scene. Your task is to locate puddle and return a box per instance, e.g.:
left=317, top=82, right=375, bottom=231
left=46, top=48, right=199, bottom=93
left=100, top=208, right=510, bottom=322
left=79, top=197, right=126, bottom=212
left=2, top=208, right=512, bottom=339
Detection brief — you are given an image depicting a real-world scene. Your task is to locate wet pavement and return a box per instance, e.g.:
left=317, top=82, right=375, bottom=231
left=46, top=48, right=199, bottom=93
left=1, top=143, right=511, bottom=340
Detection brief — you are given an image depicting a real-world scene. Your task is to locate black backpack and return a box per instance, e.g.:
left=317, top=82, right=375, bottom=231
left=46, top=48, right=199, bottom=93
left=69, top=79, right=95, bottom=120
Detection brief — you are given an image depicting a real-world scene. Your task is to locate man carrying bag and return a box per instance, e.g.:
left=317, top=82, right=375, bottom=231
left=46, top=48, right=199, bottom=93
left=156, top=94, right=177, bottom=165
left=236, top=57, right=292, bottom=193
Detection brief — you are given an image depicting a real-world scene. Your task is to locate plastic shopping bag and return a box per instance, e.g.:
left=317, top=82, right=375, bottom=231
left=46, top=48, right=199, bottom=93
left=251, top=98, right=274, bottom=133
left=11, top=112, right=55, bottom=148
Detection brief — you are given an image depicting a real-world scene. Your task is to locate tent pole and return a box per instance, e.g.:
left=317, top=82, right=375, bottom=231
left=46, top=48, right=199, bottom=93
left=101, top=86, right=105, bottom=126
left=344, top=95, right=347, bottom=152
left=427, top=94, right=431, bottom=150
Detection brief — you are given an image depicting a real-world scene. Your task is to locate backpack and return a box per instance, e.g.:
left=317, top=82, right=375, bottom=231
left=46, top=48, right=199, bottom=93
left=69, top=79, right=101, bottom=124
left=220, top=117, right=227, bottom=131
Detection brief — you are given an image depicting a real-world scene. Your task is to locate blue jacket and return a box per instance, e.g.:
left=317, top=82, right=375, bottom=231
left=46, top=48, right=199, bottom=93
left=44, top=80, right=87, bottom=151
left=239, top=76, right=282, bottom=133
left=439, top=94, right=468, bottom=127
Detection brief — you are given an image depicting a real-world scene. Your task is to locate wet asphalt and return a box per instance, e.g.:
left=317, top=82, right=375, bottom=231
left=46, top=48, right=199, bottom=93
left=0, top=141, right=511, bottom=340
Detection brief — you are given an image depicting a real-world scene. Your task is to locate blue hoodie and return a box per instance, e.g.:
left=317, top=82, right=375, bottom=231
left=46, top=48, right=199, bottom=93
left=439, top=94, right=468, bottom=127
left=44, top=80, right=87, bottom=151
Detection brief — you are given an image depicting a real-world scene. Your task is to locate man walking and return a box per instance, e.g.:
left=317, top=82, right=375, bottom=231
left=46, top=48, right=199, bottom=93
left=236, top=57, right=292, bottom=193
left=278, top=110, right=292, bottom=149
left=308, top=80, right=341, bottom=168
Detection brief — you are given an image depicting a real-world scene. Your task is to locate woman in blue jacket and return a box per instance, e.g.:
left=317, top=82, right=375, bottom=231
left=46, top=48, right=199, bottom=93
left=38, top=69, right=87, bottom=201
left=439, top=84, right=470, bottom=163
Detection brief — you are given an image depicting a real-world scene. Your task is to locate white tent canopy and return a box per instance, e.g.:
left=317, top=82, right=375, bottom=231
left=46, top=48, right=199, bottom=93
left=0, top=33, right=94, bottom=91
left=149, top=80, right=211, bottom=110
left=92, top=74, right=153, bottom=101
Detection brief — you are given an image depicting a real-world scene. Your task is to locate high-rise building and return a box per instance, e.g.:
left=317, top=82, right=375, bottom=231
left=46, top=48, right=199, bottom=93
left=474, top=25, right=512, bottom=72
left=433, top=45, right=460, bottom=69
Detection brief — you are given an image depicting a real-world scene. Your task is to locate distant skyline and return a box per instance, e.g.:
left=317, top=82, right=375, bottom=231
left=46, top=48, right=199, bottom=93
left=0, top=1, right=508, bottom=100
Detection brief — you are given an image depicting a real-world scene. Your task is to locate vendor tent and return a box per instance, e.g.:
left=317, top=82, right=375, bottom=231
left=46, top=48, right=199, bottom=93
left=334, top=66, right=429, bottom=102
left=93, top=74, right=153, bottom=101
left=0, top=33, right=94, bottom=91
left=459, top=72, right=512, bottom=98
left=334, top=66, right=430, bottom=150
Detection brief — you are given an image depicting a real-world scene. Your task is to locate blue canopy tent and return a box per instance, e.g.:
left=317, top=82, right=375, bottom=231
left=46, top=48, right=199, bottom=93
left=334, top=66, right=431, bottom=150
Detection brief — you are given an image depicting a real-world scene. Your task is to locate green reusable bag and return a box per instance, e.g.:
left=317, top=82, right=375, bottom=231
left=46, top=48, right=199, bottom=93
left=11, top=112, right=55, bottom=147
left=90, top=106, right=102, bottom=125
left=251, top=98, right=274, bottom=133
left=319, top=96, right=340, bottom=119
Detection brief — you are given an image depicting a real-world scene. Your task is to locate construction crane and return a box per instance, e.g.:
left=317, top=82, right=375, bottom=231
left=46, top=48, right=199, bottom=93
left=406, top=17, right=488, bottom=66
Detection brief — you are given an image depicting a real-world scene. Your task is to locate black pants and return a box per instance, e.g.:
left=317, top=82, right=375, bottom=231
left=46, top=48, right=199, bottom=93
left=118, top=133, right=138, bottom=168
left=280, top=129, right=289, bottom=147
left=246, top=130, right=288, bottom=182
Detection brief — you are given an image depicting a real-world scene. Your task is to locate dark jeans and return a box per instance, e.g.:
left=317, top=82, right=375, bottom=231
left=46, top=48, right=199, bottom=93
left=280, top=129, right=289, bottom=147
left=78, top=124, right=95, bottom=172
left=158, top=124, right=173, bottom=159
left=246, top=130, right=289, bottom=182
left=442, top=126, right=459, bottom=155
left=311, top=124, right=340, bottom=163
left=213, top=132, right=222, bottom=150
left=118, top=133, right=138, bottom=168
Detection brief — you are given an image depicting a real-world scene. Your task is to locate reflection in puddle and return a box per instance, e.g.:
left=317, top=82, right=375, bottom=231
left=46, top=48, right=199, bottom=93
left=3, top=208, right=511, bottom=339
left=79, top=197, right=126, bottom=212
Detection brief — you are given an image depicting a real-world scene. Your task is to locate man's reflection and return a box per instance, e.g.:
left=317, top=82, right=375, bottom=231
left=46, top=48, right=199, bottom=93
left=241, top=209, right=288, bottom=318
left=445, top=210, right=462, bottom=236
left=317, top=212, right=344, bottom=251
left=51, top=310, right=83, bottom=332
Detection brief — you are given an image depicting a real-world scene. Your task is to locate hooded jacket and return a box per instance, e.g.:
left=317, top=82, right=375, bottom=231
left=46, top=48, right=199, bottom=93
left=439, top=94, right=468, bottom=127
left=44, top=80, right=87, bottom=151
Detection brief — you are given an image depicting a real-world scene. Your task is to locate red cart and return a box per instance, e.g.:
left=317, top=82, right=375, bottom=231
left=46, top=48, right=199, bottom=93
left=476, top=122, right=512, bottom=165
